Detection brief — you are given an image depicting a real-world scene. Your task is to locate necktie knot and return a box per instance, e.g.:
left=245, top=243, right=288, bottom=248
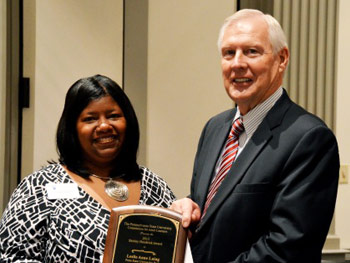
left=230, top=117, right=244, bottom=139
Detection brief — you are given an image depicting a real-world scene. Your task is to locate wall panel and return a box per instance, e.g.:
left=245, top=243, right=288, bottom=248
left=275, top=0, right=338, bottom=129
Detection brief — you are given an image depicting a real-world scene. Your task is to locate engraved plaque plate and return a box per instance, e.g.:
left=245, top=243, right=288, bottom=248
left=103, top=205, right=187, bottom=263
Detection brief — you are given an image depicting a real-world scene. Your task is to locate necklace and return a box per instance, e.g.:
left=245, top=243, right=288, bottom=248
left=90, top=173, right=129, bottom=202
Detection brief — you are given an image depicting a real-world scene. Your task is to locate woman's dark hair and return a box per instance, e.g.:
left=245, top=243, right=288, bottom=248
left=57, top=74, right=141, bottom=180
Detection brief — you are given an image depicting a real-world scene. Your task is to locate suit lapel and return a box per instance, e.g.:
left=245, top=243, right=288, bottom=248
left=197, top=91, right=292, bottom=230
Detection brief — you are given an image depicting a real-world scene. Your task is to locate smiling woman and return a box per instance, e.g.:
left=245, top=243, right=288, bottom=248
left=76, top=96, right=127, bottom=174
left=0, top=74, right=176, bottom=262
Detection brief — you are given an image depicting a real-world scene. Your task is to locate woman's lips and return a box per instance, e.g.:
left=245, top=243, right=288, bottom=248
left=94, top=135, right=118, bottom=144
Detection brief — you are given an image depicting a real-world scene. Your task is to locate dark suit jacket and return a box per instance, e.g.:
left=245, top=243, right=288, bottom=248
left=190, top=91, right=339, bottom=263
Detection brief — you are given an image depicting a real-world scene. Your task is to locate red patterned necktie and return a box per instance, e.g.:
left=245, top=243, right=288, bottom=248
left=201, top=117, right=244, bottom=219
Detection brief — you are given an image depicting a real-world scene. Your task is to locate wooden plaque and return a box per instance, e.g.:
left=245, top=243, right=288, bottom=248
left=103, top=205, right=187, bottom=263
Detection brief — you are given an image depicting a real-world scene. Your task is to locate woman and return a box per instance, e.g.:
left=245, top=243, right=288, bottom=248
left=0, top=74, right=176, bottom=262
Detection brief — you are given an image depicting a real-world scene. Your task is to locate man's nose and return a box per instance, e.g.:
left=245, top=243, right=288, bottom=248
left=231, top=51, right=247, bottom=69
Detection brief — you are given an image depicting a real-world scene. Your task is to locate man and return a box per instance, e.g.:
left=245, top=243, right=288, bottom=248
left=171, top=9, right=339, bottom=263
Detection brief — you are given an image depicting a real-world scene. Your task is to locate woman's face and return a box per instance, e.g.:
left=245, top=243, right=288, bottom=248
left=76, top=95, right=127, bottom=168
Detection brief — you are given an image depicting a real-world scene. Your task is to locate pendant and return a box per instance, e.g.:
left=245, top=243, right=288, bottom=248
left=105, top=179, right=129, bottom=202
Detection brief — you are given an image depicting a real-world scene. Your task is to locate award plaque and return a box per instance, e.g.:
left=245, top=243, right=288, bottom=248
left=103, top=205, right=187, bottom=263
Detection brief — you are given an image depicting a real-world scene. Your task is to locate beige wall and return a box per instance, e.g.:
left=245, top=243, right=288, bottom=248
left=22, top=0, right=236, bottom=199
left=22, top=0, right=124, bottom=177
left=146, top=0, right=236, bottom=198
left=0, top=0, right=7, bottom=213
left=335, top=0, right=350, bottom=249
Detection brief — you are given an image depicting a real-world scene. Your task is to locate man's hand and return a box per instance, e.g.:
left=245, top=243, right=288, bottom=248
left=170, top=198, right=201, bottom=228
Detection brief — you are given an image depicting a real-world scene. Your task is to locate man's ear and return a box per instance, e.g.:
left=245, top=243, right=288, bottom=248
left=278, top=47, right=289, bottom=73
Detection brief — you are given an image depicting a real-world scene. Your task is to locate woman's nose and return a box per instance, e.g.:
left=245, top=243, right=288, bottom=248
left=97, top=119, right=111, bottom=131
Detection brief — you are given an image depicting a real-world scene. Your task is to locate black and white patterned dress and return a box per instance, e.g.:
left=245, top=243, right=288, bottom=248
left=0, top=164, right=176, bottom=262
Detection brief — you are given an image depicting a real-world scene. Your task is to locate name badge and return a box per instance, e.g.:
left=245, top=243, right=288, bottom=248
left=46, top=183, right=82, bottom=200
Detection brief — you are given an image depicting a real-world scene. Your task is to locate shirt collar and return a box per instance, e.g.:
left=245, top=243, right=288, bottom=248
left=234, top=87, right=283, bottom=139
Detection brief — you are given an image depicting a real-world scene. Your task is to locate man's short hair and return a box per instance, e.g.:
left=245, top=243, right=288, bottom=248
left=217, top=9, right=288, bottom=54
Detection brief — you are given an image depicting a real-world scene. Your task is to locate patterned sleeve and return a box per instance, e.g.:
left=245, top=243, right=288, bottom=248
left=0, top=173, right=49, bottom=262
left=139, top=166, right=176, bottom=208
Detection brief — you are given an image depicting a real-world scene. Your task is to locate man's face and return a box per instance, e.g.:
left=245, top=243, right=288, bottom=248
left=220, top=16, right=288, bottom=115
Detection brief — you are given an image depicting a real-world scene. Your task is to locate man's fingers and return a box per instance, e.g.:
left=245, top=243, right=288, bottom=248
left=170, top=198, right=201, bottom=228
